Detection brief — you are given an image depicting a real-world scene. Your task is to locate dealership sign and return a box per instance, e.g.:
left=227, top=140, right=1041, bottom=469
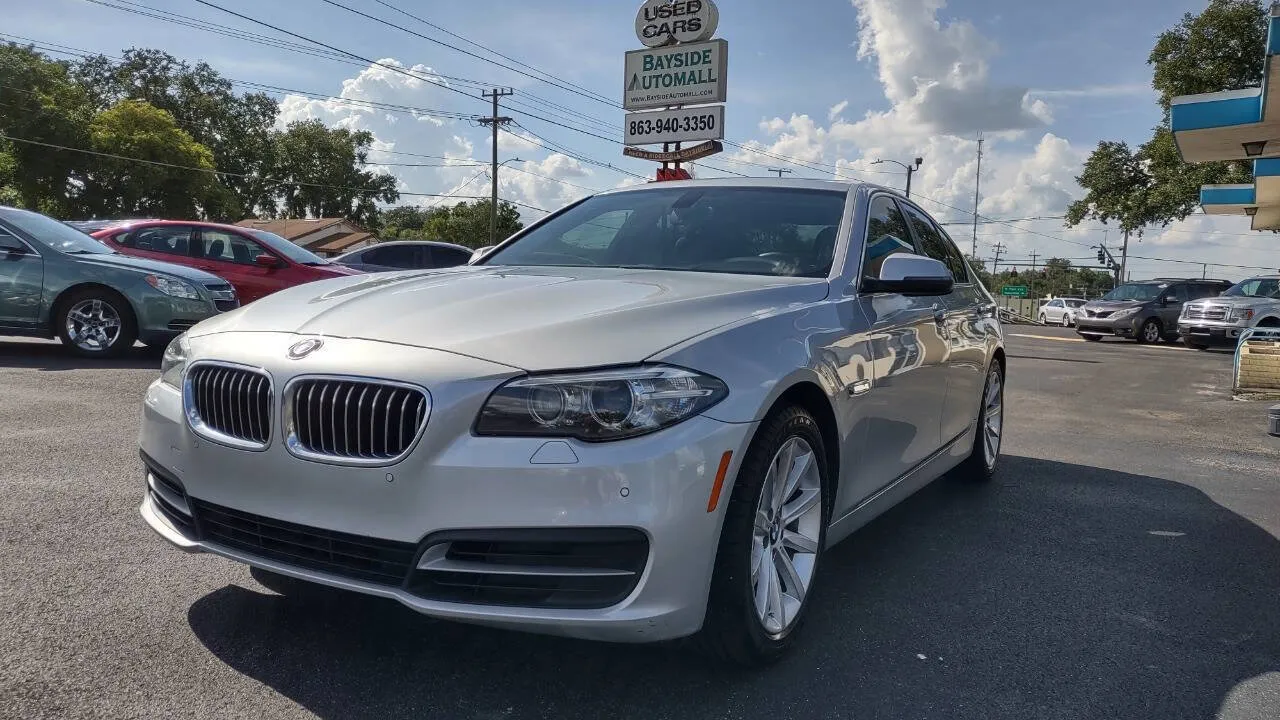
left=635, top=0, right=719, bottom=48
left=623, top=141, right=723, bottom=163
left=624, top=105, right=723, bottom=146
left=623, top=39, right=727, bottom=111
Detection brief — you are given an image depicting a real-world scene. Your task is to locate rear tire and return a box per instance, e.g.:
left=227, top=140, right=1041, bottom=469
left=693, top=406, right=829, bottom=667
left=1039, top=314, right=1047, bottom=324
left=1081, top=334, right=1102, bottom=342
left=952, top=362, right=1004, bottom=482
left=1061, top=314, right=1070, bottom=327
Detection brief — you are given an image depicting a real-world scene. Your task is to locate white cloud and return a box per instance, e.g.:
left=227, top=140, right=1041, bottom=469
left=828, top=100, right=849, bottom=122
left=851, top=0, right=1049, bottom=136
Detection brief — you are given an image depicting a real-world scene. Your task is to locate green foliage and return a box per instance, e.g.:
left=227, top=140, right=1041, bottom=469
left=80, top=100, right=218, bottom=218
left=420, top=200, right=524, bottom=248
left=1067, top=0, right=1266, bottom=234
left=976, top=258, right=1115, bottom=299
left=0, top=44, right=404, bottom=228
left=271, top=120, right=399, bottom=231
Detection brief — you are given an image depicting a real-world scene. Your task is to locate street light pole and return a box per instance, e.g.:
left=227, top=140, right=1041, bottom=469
left=871, top=156, right=923, bottom=197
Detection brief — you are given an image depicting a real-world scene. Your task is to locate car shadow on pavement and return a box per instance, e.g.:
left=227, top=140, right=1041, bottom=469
left=0, top=340, right=161, bottom=371
left=186, top=456, right=1280, bottom=720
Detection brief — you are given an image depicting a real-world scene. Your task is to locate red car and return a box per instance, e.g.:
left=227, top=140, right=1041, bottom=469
left=90, top=220, right=362, bottom=304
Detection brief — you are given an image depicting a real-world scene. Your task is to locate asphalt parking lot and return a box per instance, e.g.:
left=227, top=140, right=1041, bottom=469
left=2, top=328, right=1279, bottom=720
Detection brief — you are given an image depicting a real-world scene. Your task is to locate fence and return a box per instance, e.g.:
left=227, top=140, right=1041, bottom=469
left=994, top=296, right=1041, bottom=320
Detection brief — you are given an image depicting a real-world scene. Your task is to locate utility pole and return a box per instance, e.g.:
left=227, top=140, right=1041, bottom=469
left=1030, top=251, right=1039, bottom=272
left=767, top=168, right=792, bottom=179
left=991, top=241, right=1006, bottom=274
left=1119, top=228, right=1131, bottom=286
left=871, top=157, right=923, bottom=197
left=479, top=88, right=514, bottom=246
left=971, top=134, right=984, bottom=257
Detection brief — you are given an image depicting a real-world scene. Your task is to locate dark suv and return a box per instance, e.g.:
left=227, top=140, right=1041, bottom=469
left=1075, top=278, right=1233, bottom=344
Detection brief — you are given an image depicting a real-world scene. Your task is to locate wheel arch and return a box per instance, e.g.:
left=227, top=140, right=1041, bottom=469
left=49, top=282, right=140, bottom=329
left=755, top=381, right=841, bottom=510
left=1256, top=316, right=1280, bottom=328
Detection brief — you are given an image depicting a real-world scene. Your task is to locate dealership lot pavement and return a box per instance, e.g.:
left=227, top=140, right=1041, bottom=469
left=2, top=329, right=1279, bottom=720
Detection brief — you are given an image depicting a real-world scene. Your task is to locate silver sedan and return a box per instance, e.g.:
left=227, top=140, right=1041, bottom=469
left=1039, top=297, right=1086, bottom=326
left=138, top=179, right=1005, bottom=665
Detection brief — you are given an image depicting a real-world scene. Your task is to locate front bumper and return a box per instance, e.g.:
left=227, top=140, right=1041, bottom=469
left=138, top=359, right=756, bottom=643
left=132, top=290, right=227, bottom=346
left=1075, top=313, right=1140, bottom=338
left=1179, top=321, right=1245, bottom=346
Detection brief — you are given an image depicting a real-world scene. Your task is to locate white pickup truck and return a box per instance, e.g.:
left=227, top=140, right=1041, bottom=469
left=1179, top=275, right=1280, bottom=349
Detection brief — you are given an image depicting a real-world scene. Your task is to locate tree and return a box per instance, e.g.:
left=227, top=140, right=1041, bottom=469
left=78, top=100, right=218, bottom=218
left=73, top=49, right=280, bottom=219
left=0, top=44, right=95, bottom=214
left=380, top=205, right=436, bottom=239
left=270, top=120, right=399, bottom=229
left=422, top=200, right=524, bottom=248
left=1067, top=0, right=1266, bottom=234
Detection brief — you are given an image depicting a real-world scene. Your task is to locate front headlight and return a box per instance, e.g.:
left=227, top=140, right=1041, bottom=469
left=145, top=274, right=201, bottom=300
left=1228, top=307, right=1256, bottom=322
left=160, top=333, right=189, bottom=388
left=475, top=365, right=728, bottom=442
left=1112, top=307, right=1139, bottom=319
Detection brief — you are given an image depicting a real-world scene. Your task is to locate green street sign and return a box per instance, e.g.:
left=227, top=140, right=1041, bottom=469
left=1001, top=285, right=1028, bottom=297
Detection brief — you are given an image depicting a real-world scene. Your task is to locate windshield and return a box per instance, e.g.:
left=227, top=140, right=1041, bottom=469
left=246, top=229, right=329, bottom=265
left=1102, top=283, right=1166, bottom=302
left=481, top=187, right=847, bottom=277
left=0, top=207, right=116, bottom=255
left=1223, top=278, right=1280, bottom=299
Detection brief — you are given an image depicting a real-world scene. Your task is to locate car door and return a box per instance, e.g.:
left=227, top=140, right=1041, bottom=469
left=840, top=194, right=950, bottom=509
left=0, top=227, right=43, bottom=329
left=194, top=228, right=279, bottom=303
left=899, top=201, right=990, bottom=445
left=1160, top=283, right=1189, bottom=330
left=1044, top=299, right=1062, bottom=323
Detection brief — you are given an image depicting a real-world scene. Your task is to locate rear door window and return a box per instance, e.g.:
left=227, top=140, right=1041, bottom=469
left=125, top=226, right=193, bottom=257
left=901, top=203, right=969, bottom=282
left=861, top=196, right=915, bottom=282
left=199, top=230, right=263, bottom=265
left=364, top=245, right=420, bottom=268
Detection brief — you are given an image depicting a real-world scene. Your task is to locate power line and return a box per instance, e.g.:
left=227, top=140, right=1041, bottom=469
left=0, top=132, right=485, bottom=199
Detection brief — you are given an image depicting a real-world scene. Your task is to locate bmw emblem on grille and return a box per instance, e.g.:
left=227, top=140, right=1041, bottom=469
left=287, top=338, right=323, bottom=359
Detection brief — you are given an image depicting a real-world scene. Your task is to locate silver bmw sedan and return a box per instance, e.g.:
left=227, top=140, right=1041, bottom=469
left=139, top=178, right=1005, bottom=665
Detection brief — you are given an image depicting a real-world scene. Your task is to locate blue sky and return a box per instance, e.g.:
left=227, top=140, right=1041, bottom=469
left=10, top=0, right=1280, bottom=278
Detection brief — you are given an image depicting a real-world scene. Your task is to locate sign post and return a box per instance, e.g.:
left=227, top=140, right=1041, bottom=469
left=623, top=0, right=725, bottom=181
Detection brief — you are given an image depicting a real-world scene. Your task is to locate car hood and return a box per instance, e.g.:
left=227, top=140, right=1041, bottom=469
left=307, top=263, right=363, bottom=277
left=76, top=252, right=224, bottom=284
left=1192, top=295, right=1273, bottom=307
left=188, top=265, right=829, bottom=371
left=1082, top=299, right=1145, bottom=312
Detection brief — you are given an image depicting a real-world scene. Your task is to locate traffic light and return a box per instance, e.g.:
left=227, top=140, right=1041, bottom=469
left=1096, top=247, right=1106, bottom=264
left=1009, top=269, right=1018, bottom=278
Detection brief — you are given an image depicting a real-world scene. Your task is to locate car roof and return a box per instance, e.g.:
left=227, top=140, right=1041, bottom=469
left=96, top=219, right=256, bottom=234
left=339, top=239, right=472, bottom=256
left=596, top=176, right=877, bottom=196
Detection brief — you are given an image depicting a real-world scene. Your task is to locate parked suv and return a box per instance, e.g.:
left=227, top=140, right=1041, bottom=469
left=1076, top=278, right=1233, bottom=343
left=1179, top=275, right=1280, bottom=349
left=91, top=220, right=362, bottom=304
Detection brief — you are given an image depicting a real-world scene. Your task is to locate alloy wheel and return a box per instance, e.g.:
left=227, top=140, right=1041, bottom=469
left=751, top=436, right=822, bottom=636
left=65, top=299, right=122, bottom=352
left=982, top=368, right=1003, bottom=469
left=1142, top=321, right=1161, bottom=343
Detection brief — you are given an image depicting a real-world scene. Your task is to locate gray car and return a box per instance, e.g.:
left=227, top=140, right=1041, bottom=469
left=1180, top=275, right=1280, bottom=349
left=332, top=240, right=475, bottom=273
left=1076, top=278, right=1233, bottom=343
left=137, top=179, right=1005, bottom=665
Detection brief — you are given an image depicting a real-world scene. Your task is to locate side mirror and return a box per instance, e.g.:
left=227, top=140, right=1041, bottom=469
left=863, top=254, right=954, bottom=296
left=254, top=253, right=283, bottom=269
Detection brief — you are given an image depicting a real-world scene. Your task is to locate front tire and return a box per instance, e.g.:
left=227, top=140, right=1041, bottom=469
left=953, top=362, right=1004, bottom=482
left=694, top=406, right=828, bottom=666
left=56, top=287, right=137, bottom=358
left=1137, top=318, right=1162, bottom=344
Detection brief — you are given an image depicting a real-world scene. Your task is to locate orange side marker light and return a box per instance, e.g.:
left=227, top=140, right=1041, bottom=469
left=706, top=451, right=734, bottom=513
